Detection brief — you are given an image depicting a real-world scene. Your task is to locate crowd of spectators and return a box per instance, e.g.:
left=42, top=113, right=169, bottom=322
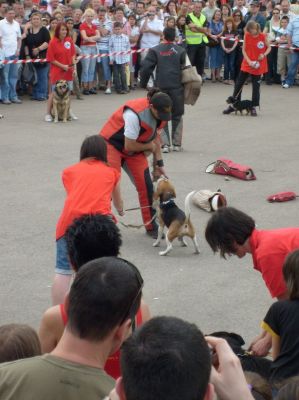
left=0, top=0, right=298, bottom=110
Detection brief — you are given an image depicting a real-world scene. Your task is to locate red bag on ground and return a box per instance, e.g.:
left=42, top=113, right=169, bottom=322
left=206, top=158, right=256, bottom=181
left=267, top=192, right=297, bottom=203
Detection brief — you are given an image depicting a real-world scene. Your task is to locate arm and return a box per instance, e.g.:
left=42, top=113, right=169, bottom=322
left=15, top=37, right=21, bottom=57
left=249, top=331, right=272, bottom=356
left=140, top=299, right=151, bottom=322
left=123, top=110, right=156, bottom=153
left=242, top=35, right=252, bottom=65
left=125, top=137, right=155, bottom=153
left=258, top=34, right=271, bottom=60
left=140, top=49, right=157, bottom=88
left=80, top=29, right=94, bottom=43
left=109, top=37, right=114, bottom=64
left=112, top=181, right=124, bottom=216
left=38, top=307, right=62, bottom=353
left=272, top=335, right=281, bottom=360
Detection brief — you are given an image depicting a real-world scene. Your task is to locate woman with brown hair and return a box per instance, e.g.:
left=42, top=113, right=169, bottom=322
left=221, top=16, right=238, bottom=84
left=232, top=9, right=245, bottom=81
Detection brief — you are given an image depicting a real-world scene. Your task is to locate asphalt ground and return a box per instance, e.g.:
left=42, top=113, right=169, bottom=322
left=1, top=81, right=298, bottom=345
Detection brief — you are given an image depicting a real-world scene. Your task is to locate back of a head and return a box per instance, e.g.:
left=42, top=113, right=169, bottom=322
left=121, top=316, right=211, bottom=400
left=65, top=214, right=122, bottom=271
left=0, top=324, right=41, bottom=363
left=163, top=26, right=176, bottom=41
left=205, top=207, right=255, bottom=258
left=67, top=257, right=143, bottom=341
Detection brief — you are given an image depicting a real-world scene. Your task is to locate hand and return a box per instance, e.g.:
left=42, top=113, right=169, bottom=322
left=257, top=53, right=265, bottom=61
left=206, top=336, right=254, bottom=400
left=15, top=49, right=20, bottom=57
left=109, top=61, right=113, bottom=65
left=156, top=166, right=168, bottom=178
left=249, top=335, right=271, bottom=356
left=32, top=48, right=39, bottom=56
left=62, top=64, right=69, bottom=71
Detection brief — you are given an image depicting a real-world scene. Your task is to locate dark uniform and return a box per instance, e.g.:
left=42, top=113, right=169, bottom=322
left=140, top=42, right=186, bottom=149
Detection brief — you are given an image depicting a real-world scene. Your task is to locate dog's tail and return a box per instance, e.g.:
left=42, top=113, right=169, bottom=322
left=184, top=190, right=196, bottom=222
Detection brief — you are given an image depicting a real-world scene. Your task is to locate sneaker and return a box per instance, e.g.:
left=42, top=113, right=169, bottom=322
left=2, top=100, right=11, bottom=105
left=223, top=105, right=235, bottom=115
left=44, top=114, right=53, bottom=122
left=162, top=145, right=169, bottom=153
left=173, top=146, right=182, bottom=152
left=250, top=107, right=257, bottom=117
left=70, top=110, right=78, bottom=120
left=11, top=98, right=22, bottom=104
left=83, top=89, right=90, bottom=95
left=89, top=88, right=97, bottom=94
left=282, top=83, right=290, bottom=89
left=105, top=87, right=112, bottom=94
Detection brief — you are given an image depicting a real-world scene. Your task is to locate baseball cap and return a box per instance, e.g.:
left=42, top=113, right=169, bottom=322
left=150, top=92, right=172, bottom=121
left=250, top=0, right=260, bottom=6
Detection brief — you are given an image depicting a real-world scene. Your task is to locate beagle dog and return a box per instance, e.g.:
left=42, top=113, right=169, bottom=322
left=152, top=177, right=200, bottom=256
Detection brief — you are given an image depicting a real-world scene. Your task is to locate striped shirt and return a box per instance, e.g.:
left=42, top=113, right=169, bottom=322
left=93, top=17, right=113, bottom=51
left=109, top=33, right=130, bottom=64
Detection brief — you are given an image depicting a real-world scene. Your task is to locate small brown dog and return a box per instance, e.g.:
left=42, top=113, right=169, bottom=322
left=51, top=80, right=71, bottom=123
left=152, top=177, right=200, bottom=256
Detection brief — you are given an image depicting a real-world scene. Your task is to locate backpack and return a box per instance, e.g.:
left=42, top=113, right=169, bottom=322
left=21, top=63, right=38, bottom=86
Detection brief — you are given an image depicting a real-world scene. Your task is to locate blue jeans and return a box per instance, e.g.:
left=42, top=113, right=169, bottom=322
left=80, top=45, right=97, bottom=83
left=98, top=50, right=111, bottom=81
left=32, top=64, right=49, bottom=99
left=0, top=55, right=20, bottom=101
left=55, top=236, right=72, bottom=275
left=223, top=51, right=236, bottom=80
left=209, top=45, right=223, bottom=69
left=285, top=50, right=299, bottom=86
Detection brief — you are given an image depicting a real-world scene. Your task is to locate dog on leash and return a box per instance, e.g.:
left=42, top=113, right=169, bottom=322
left=152, top=177, right=200, bottom=256
left=226, top=96, right=252, bottom=115
left=51, top=80, right=71, bottom=123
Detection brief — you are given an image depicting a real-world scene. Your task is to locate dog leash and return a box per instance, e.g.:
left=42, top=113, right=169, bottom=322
left=125, top=205, right=153, bottom=212
left=119, top=212, right=157, bottom=229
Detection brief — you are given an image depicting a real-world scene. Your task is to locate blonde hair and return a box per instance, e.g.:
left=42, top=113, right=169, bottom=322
left=245, top=20, right=261, bottom=34
left=83, top=8, right=95, bottom=18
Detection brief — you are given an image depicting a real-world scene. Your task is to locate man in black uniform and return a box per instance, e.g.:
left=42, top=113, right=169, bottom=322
left=140, top=27, right=186, bottom=153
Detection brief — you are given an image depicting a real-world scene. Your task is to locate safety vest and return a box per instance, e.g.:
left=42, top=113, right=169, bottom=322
left=100, top=98, right=166, bottom=153
left=185, top=13, right=209, bottom=45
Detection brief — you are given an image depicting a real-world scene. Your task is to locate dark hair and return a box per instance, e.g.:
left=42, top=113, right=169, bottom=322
left=67, top=257, right=143, bottom=340
left=115, top=6, right=124, bottom=13
left=283, top=249, right=299, bottom=300
left=65, top=214, right=122, bottom=271
left=281, top=15, right=289, bottom=21
left=165, top=0, right=177, bottom=14
left=98, top=6, right=106, bottom=13
left=121, top=316, right=211, bottom=400
left=0, top=324, right=41, bottom=363
left=205, top=207, right=255, bottom=258
left=114, top=21, right=123, bottom=28
left=221, top=3, right=232, bottom=14
left=163, top=26, right=176, bottom=41
left=137, top=1, right=145, bottom=7
left=276, top=378, right=299, bottom=400
left=146, top=87, right=162, bottom=101
left=79, top=135, right=107, bottom=162
left=233, top=9, right=243, bottom=20
left=54, top=22, right=69, bottom=38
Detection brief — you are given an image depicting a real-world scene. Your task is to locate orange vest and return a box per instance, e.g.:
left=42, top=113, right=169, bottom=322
left=100, top=98, right=166, bottom=153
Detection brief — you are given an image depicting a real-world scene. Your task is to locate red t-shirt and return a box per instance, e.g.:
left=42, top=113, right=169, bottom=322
left=47, top=36, right=76, bottom=84
left=241, top=32, right=268, bottom=75
left=56, top=159, right=120, bottom=240
left=250, top=228, right=299, bottom=298
left=80, top=22, right=97, bottom=46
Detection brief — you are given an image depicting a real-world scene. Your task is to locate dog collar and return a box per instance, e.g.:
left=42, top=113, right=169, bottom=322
left=160, top=198, right=175, bottom=208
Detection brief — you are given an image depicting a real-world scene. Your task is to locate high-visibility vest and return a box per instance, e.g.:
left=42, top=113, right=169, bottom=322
left=185, top=13, right=209, bottom=45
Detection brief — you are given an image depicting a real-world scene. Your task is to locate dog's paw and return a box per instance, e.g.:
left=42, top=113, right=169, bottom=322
left=194, top=249, right=201, bottom=255
left=152, top=241, right=160, bottom=247
left=159, top=250, right=168, bottom=256
left=62, top=120, right=67, bottom=123
left=54, top=120, right=58, bottom=123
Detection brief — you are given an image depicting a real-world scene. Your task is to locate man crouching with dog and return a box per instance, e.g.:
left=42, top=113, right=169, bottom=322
left=45, top=22, right=78, bottom=123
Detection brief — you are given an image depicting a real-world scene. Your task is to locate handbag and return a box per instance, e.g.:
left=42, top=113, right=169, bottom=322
left=181, top=57, right=202, bottom=105
left=192, top=189, right=227, bottom=212
left=21, top=63, right=38, bottom=85
left=207, top=37, right=219, bottom=48
left=267, top=192, right=297, bottom=203
left=205, top=158, right=256, bottom=181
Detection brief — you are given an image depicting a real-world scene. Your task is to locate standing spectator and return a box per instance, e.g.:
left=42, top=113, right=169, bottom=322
left=44, top=22, right=76, bottom=122
left=109, top=22, right=130, bottom=94
left=221, top=16, right=238, bottom=84
left=177, top=15, right=187, bottom=46
left=185, top=1, right=209, bottom=77
left=164, top=0, right=178, bottom=18
left=140, top=28, right=186, bottom=152
left=233, top=10, right=245, bottom=81
left=244, top=0, right=266, bottom=31
left=127, top=14, right=140, bottom=89
left=94, top=7, right=112, bottom=94
left=0, top=7, right=22, bottom=104
left=276, top=16, right=290, bottom=84
left=232, top=0, right=248, bottom=18
left=48, top=17, right=58, bottom=38
left=135, top=1, right=146, bottom=23
left=73, top=8, right=82, bottom=31
left=263, top=6, right=281, bottom=84
left=208, top=9, right=223, bottom=82
left=280, top=0, right=295, bottom=21
left=223, top=20, right=270, bottom=116
left=282, top=14, right=299, bottom=88
left=179, top=2, right=189, bottom=18
left=47, top=0, right=60, bottom=16
left=23, top=11, right=50, bottom=101
left=203, top=0, right=219, bottom=23
left=0, top=1, right=8, bottom=20
left=221, top=4, right=232, bottom=22
left=80, top=8, right=100, bottom=95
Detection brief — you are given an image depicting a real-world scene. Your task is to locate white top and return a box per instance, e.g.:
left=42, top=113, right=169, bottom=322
left=140, top=17, right=163, bottom=49
left=123, top=109, right=140, bottom=140
left=0, top=18, right=21, bottom=57
left=232, top=5, right=248, bottom=17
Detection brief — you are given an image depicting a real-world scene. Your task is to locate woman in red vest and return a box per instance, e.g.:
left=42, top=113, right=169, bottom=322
left=100, top=89, right=172, bottom=239
left=223, top=20, right=271, bottom=116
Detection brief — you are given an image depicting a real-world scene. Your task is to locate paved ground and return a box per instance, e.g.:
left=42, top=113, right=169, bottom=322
left=1, top=82, right=298, bottom=345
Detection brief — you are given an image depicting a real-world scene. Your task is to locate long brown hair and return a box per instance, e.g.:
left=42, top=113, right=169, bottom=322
left=80, top=135, right=107, bottom=163
left=223, top=16, right=236, bottom=32
left=283, top=249, right=299, bottom=300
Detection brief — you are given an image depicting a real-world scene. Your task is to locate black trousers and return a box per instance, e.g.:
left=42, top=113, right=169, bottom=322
left=161, top=86, right=184, bottom=146
left=265, top=47, right=280, bottom=84
left=187, top=44, right=206, bottom=76
left=233, top=71, right=261, bottom=107
left=113, top=63, right=127, bottom=92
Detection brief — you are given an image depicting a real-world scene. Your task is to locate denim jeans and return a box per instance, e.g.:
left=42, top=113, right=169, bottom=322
left=32, top=64, right=49, bottom=99
left=223, top=51, right=235, bottom=80
left=0, top=55, right=20, bottom=101
left=80, top=45, right=97, bottom=83
left=98, top=50, right=111, bottom=81
left=113, top=63, right=127, bottom=92
left=285, top=50, right=299, bottom=86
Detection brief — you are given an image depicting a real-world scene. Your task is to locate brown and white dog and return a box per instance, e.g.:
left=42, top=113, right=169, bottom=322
left=51, top=80, right=71, bottom=123
left=152, top=177, right=200, bottom=256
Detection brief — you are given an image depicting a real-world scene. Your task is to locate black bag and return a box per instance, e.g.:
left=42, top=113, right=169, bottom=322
left=21, top=63, right=38, bottom=85
left=207, top=37, right=219, bottom=48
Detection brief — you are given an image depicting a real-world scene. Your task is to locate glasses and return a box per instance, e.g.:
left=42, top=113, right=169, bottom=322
left=273, top=12, right=279, bottom=14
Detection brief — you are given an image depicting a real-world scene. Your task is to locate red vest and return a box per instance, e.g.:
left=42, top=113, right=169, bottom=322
left=241, top=32, right=268, bottom=75
left=100, top=98, right=166, bottom=153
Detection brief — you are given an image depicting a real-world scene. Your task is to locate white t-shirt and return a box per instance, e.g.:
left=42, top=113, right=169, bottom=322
left=232, top=6, right=248, bottom=17
left=0, top=18, right=21, bottom=57
left=140, top=17, right=163, bottom=49
left=123, top=109, right=140, bottom=140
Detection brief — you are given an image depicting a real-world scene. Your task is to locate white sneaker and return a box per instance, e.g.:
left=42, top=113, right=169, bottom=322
left=44, top=114, right=53, bottom=122
left=282, top=83, right=290, bottom=89
left=173, top=146, right=182, bottom=152
left=70, top=110, right=78, bottom=120
left=105, top=87, right=112, bottom=94
left=162, top=146, right=169, bottom=154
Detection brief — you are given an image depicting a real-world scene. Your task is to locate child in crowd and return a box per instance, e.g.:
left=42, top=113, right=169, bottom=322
left=276, top=16, right=290, bottom=85
left=109, top=21, right=130, bottom=94
left=261, top=249, right=299, bottom=394
left=176, top=15, right=186, bottom=47
left=165, top=16, right=179, bottom=41
left=221, top=17, right=238, bottom=84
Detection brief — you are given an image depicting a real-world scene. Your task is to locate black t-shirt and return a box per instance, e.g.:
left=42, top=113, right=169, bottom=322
left=24, top=26, right=50, bottom=60
left=263, top=299, right=299, bottom=382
